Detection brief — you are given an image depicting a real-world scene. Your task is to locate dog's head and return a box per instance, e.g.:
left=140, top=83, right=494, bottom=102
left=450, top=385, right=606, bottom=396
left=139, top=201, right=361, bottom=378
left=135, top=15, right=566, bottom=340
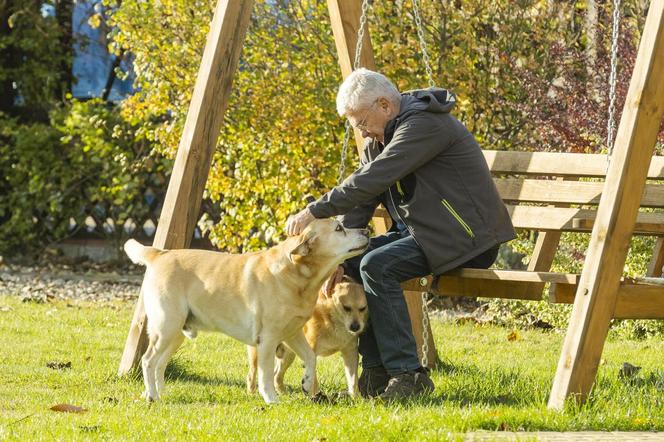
left=288, top=219, right=369, bottom=265
left=328, top=277, right=368, bottom=335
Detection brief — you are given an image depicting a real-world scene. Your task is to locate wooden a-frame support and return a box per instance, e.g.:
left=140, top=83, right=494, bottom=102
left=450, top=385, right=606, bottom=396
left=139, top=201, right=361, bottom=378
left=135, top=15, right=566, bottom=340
left=548, top=0, right=664, bottom=409
left=119, top=0, right=664, bottom=411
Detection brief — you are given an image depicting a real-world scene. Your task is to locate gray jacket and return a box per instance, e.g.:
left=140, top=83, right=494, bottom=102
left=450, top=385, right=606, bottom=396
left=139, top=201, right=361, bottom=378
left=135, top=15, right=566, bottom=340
left=308, top=88, right=516, bottom=275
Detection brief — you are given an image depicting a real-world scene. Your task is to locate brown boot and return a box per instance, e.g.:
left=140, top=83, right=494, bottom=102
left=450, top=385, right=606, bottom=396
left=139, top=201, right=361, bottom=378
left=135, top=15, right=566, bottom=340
left=378, top=369, right=434, bottom=402
left=358, top=366, right=390, bottom=398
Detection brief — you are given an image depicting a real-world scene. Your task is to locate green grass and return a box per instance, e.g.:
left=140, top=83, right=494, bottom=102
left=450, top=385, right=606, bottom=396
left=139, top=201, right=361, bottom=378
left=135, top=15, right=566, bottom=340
left=0, top=295, right=662, bottom=441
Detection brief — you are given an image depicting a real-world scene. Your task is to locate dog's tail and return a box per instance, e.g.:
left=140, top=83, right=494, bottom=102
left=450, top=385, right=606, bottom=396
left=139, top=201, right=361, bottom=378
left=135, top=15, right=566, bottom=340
left=123, top=239, right=161, bottom=266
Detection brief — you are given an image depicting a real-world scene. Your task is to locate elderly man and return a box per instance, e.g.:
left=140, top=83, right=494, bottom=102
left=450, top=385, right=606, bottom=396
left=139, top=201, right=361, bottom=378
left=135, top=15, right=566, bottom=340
left=286, top=68, right=515, bottom=401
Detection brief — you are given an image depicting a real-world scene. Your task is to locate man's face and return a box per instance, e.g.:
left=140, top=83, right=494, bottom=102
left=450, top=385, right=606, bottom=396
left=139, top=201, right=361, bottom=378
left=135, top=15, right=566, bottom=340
left=346, top=97, right=397, bottom=143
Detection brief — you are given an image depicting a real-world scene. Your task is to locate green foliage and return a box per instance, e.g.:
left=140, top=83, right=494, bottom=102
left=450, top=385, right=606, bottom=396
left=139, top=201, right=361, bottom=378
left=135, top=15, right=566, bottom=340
left=0, top=100, right=170, bottom=256
left=0, top=0, right=70, bottom=117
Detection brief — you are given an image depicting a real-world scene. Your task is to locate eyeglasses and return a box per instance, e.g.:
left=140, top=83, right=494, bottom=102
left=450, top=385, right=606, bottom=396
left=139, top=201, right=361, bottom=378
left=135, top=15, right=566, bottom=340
left=351, top=100, right=378, bottom=131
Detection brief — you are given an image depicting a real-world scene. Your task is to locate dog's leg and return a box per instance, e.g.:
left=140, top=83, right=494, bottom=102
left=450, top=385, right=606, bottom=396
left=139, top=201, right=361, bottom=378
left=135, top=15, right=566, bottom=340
left=274, top=344, right=296, bottom=394
left=256, top=336, right=280, bottom=404
left=341, top=345, right=360, bottom=397
left=246, top=345, right=258, bottom=394
left=141, top=335, right=161, bottom=401
left=283, top=330, right=318, bottom=397
left=155, top=333, right=184, bottom=397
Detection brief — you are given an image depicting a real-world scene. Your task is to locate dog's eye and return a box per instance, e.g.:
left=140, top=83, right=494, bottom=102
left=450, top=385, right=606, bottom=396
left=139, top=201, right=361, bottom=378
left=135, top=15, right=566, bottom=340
left=342, top=305, right=351, bottom=312
left=359, top=306, right=367, bottom=312
left=335, top=224, right=343, bottom=232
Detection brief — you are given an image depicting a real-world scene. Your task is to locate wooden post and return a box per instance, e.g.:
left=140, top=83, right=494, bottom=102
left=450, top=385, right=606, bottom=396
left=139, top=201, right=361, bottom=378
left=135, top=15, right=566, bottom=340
left=548, top=0, right=664, bottom=409
left=646, top=237, right=664, bottom=277
left=327, top=0, right=438, bottom=369
left=118, top=0, right=255, bottom=375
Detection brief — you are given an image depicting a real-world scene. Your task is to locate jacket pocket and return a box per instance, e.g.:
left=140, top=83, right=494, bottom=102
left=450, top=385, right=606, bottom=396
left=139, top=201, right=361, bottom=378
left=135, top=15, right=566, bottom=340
left=441, top=199, right=475, bottom=239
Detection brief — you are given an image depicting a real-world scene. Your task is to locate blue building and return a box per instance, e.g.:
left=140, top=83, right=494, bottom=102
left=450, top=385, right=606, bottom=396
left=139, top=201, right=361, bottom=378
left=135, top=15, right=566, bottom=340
left=71, top=0, right=134, bottom=100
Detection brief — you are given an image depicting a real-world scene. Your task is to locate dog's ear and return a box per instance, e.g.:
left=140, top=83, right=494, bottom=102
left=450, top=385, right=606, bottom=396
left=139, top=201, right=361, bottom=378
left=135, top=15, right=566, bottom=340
left=288, top=232, right=316, bottom=264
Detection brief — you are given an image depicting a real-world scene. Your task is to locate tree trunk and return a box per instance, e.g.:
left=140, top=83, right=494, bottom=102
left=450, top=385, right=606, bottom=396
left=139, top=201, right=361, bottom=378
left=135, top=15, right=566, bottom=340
left=584, top=0, right=600, bottom=101
left=0, top=0, right=16, bottom=114
left=55, top=0, right=74, bottom=100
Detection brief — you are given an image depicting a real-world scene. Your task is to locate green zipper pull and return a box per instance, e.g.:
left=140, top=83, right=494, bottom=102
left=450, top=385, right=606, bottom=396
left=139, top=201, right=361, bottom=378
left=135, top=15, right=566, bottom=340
left=396, top=180, right=405, bottom=197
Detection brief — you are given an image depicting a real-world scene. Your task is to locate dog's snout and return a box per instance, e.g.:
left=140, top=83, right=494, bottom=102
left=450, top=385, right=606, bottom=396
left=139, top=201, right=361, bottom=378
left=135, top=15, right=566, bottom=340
left=349, top=321, right=360, bottom=332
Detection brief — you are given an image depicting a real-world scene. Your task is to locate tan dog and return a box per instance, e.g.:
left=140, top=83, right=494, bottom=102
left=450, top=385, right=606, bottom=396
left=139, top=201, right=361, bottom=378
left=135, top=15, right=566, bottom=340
left=123, top=219, right=369, bottom=404
left=247, top=276, right=368, bottom=396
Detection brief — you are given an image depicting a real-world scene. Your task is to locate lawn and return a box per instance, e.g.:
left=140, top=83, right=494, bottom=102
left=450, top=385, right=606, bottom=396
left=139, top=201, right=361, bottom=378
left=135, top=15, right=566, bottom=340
left=0, top=294, right=662, bottom=441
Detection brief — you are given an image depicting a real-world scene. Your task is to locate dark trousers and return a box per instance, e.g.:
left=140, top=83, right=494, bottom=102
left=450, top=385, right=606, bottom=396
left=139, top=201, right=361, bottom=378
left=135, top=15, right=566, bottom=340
left=343, top=229, right=498, bottom=375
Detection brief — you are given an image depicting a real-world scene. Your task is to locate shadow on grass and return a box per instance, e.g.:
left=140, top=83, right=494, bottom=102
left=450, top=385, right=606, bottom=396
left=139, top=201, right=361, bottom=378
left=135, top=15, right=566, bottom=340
left=164, top=358, right=247, bottom=390
left=424, top=359, right=546, bottom=407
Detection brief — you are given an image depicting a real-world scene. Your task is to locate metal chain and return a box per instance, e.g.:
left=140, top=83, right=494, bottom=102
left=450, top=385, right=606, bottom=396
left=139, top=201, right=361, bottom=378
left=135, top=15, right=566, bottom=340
left=338, top=0, right=371, bottom=184
left=413, top=0, right=435, bottom=369
left=606, top=0, right=621, bottom=167
left=412, top=0, right=436, bottom=88
left=420, top=290, right=431, bottom=369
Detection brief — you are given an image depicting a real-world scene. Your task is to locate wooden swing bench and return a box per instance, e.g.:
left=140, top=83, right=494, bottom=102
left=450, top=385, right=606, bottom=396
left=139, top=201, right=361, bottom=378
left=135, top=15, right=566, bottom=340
left=395, top=149, right=664, bottom=320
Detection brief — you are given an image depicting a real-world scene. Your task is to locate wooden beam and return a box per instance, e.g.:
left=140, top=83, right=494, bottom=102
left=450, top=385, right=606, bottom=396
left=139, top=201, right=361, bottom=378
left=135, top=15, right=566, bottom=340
left=550, top=282, right=664, bottom=319
left=118, top=0, right=255, bottom=375
left=572, top=217, right=664, bottom=235
left=646, top=237, right=664, bottom=277
left=504, top=205, right=664, bottom=234
left=548, top=0, right=664, bottom=410
left=483, top=151, right=664, bottom=178
left=443, top=268, right=579, bottom=284
left=327, top=0, right=437, bottom=369
left=495, top=179, right=664, bottom=208
left=327, top=0, right=376, bottom=150
left=434, top=278, right=553, bottom=301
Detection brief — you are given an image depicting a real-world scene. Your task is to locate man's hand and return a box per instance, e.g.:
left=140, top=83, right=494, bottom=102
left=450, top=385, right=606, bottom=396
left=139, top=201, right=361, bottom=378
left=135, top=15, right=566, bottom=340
left=286, top=207, right=315, bottom=236
left=323, top=265, right=345, bottom=296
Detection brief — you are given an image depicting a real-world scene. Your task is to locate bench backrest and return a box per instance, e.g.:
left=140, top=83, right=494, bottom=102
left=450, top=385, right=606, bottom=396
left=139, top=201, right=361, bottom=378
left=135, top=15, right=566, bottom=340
left=484, top=150, right=664, bottom=235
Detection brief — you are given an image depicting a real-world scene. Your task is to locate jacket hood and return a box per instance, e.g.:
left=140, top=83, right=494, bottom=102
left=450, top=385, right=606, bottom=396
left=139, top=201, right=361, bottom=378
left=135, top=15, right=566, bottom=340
left=400, top=88, right=457, bottom=115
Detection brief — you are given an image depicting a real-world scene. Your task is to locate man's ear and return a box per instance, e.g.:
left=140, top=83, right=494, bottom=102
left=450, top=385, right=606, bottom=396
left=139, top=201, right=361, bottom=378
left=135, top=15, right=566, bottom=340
left=288, top=232, right=316, bottom=264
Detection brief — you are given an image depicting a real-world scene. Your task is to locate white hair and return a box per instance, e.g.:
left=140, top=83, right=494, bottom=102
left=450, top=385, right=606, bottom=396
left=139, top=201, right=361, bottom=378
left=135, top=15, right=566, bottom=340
left=336, top=68, right=401, bottom=116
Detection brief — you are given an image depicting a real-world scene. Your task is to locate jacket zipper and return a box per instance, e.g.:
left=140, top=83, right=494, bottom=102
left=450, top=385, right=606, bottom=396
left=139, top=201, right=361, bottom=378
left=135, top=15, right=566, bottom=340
left=387, top=187, right=424, bottom=249
left=395, top=180, right=405, bottom=197
left=441, top=199, right=475, bottom=238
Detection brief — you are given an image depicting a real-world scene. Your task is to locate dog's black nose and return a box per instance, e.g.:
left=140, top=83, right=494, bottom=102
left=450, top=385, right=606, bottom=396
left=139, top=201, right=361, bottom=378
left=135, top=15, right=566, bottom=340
left=350, top=322, right=360, bottom=332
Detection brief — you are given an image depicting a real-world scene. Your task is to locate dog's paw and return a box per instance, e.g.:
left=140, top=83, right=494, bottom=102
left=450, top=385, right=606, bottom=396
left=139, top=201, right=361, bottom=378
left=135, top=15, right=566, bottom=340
left=261, top=394, right=279, bottom=405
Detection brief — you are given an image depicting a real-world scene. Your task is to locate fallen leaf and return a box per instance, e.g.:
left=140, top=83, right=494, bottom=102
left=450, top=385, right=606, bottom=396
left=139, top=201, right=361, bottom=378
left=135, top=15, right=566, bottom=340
left=530, top=319, right=553, bottom=330
left=50, top=403, right=88, bottom=413
left=79, top=425, right=101, bottom=432
left=46, top=361, right=71, bottom=370
left=619, top=362, right=641, bottom=379
left=507, top=331, right=520, bottom=342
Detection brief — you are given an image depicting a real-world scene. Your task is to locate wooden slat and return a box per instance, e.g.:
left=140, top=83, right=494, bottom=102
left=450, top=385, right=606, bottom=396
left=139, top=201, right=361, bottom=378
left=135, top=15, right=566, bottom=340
left=327, top=0, right=376, bottom=152
left=444, top=268, right=579, bottom=284
left=646, top=237, right=664, bottom=277
left=548, top=1, right=664, bottom=410
left=572, top=217, right=664, bottom=235
left=433, top=278, right=552, bottom=301
left=495, top=179, right=664, bottom=208
left=506, top=205, right=664, bottom=234
left=118, top=0, right=255, bottom=375
left=484, top=150, right=664, bottom=179
left=550, top=282, right=664, bottom=319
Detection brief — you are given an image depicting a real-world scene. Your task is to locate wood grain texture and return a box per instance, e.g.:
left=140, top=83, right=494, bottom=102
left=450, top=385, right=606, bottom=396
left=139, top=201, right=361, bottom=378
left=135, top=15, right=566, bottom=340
left=548, top=0, right=664, bottom=409
left=119, top=0, right=255, bottom=375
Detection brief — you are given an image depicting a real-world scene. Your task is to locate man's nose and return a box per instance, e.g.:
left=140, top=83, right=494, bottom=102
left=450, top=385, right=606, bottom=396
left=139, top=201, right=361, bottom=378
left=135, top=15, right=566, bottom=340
left=361, top=129, right=370, bottom=138
left=361, top=228, right=370, bottom=237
